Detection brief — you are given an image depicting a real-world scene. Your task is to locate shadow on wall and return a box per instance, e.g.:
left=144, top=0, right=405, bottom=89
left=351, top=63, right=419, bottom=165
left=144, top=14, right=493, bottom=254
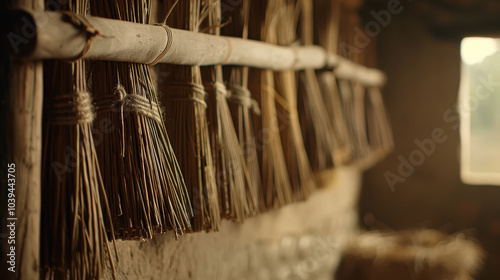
left=359, top=11, right=500, bottom=280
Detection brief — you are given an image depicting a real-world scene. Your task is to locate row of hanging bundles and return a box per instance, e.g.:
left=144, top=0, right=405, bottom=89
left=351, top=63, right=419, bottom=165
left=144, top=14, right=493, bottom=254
left=39, top=0, right=393, bottom=279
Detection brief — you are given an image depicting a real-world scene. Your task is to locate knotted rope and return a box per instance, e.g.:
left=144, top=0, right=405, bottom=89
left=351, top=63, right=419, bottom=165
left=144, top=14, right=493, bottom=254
left=49, top=91, right=95, bottom=125
left=61, top=11, right=108, bottom=62
left=227, top=85, right=261, bottom=115
left=94, top=85, right=163, bottom=124
left=205, top=81, right=228, bottom=98
left=163, top=82, right=208, bottom=108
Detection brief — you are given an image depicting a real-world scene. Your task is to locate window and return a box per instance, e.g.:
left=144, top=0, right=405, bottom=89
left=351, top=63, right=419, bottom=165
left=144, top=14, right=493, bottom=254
left=460, top=37, right=500, bottom=184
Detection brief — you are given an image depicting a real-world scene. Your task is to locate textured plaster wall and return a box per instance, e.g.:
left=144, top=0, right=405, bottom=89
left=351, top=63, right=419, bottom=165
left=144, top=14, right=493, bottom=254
left=104, top=167, right=362, bottom=280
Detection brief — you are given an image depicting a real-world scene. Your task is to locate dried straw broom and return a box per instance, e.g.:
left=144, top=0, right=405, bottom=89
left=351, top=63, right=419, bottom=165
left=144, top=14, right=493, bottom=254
left=89, top=0, right=192, bottom=239
left=200, top=0, right=259, bottom=221
left=336, top=78, right=367, bottom=165
left=314, top=0, right=352, bottom=165
left=274, top=0, right=316, bottom=201
left=41, top=1, right=116, bottom=278
left=353, top=81, right=374, bottom=167
left=161, top=0, right=220, bottom=232
left=365, top=85, right=394, bottom=161
left=358, top=27, right=394, bottom=163
left=335, top=10, right=376, bottom=168
left=223, top=0, right=266, bottom=213
left=249, top=0, right=294, bottom=209
left=297, top=0, right=340, bottom=173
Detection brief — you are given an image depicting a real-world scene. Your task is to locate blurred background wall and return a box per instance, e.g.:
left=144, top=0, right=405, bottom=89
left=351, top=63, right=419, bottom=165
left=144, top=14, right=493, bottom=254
left=361, top=9, right=500, bottom=280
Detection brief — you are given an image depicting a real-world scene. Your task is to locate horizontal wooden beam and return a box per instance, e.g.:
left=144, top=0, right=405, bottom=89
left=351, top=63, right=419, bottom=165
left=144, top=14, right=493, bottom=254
left=4, top=9, right=386, bottom=86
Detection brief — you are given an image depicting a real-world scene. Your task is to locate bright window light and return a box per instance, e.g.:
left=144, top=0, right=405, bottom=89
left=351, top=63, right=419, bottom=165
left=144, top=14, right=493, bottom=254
left=460, top=37, right=500, bottom=185
left=461, top=37, right=498, bottom=65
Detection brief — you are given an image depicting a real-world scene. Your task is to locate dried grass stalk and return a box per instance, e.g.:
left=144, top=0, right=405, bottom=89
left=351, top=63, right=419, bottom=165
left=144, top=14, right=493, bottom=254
left=274, top=0, right=316, bottom=201
left=41, top=1, right=116, bottom=278
left=345, top=14, right=373, bottom=168
left=314, top=0, right=351, bottom=165
left=89, top=0, right=192, bottom=239
left=331, top=2, right=366, bottom=166
left=333, top=4, right=393, bottom=168
left=316, top=72, right=352, bottom=164
left=351, top=81, right=372, bottom=167
left=366, top=86, right=394, bottom=160
left=336, top=7, right=393, bottom=168
left=223, top=0, right=266, bottom=212
left=298, top=0, right=340, bottom=172
left=201, top=0, right=259, bottom=221
left=337, top=78, right=364, bottom=165
left=161, top=0, right=220, bottom=232
left=249, top=0, right=294, bottom=209
left=223, top=0, right=266, bottom=213
left=337, top=78, right=390, bottom=168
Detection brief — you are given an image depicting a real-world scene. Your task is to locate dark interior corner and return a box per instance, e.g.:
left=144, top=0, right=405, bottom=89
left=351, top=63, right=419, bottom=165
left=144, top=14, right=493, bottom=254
left=359, top=1, right=500, bottom=279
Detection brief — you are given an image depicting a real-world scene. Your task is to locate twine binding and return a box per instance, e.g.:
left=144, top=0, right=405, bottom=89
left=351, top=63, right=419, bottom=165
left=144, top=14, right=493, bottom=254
left=221, top=37, right=233, bottom=65
left=227, top=85, right=261, bottom=115
left=49, top=91, right=95, bottom=125
left=163, top=82, right=208, bottom=107
left=94, top=85, right=163, bottom=123
left=204, top=82, right=227, bottom=96
left=150, top=24, right=174, bottom=66
left=61, top=11, right=106, bottom=62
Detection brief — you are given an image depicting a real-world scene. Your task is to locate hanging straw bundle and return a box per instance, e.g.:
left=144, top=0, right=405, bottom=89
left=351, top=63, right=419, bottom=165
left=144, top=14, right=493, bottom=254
left=357, top=21, right=394, bottom=164
left=334, top=6, right=365, bottom=165
left=297, top=0, right=341, bottom=173
left=161, top=0, right=220, bottom=232
left=352, top=80, right=373, bottom=167
left=41, top=1, right=116, bottom=278
left=335, top=66, right=371, bottom=166
left=365, top=85, right=394, bottom=161
left=314, top=0, right=352, bottom=165
left=274, top=0, right=316, bottom=201
left=223, top=0, right=266, bottom=213
left=334, top=5, right=391, bottom=168
left=249, top=0, right=294, bottom=209
left=89, top=0, right=192, bottom=239
left=200, top=0, right=259, bottom=221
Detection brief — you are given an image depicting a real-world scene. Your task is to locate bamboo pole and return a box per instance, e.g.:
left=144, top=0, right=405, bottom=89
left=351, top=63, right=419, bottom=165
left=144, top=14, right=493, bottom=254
left=8, top=1, right=43, bottom=280
left=6, top=9, right=386, bottom=87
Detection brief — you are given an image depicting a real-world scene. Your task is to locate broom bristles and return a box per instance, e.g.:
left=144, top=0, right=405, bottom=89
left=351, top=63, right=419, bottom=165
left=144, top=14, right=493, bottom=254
left=352, top=81, right=373, bottom=167
left=161, top=0, right=221, bottom=232
left=249, top=0, right=294, bottom=209
left=274, top=0, right=316, bottom=201
left=42, top=15, right=116, bottom=280
left=224, top=0, right=267, bottom=213
left=317, top=73, right=352, bottom=164
left=41, top=0, right=118, bottom=278
left=202, top=0, right=259, bottom=221
left=297, top=0, right=342, bottom=172
left=90, top=0, right=192, bottom=239
left=366, top=86, right=394, bottom=160
left=314, top=0, right=352, bottom=165
left=337, top=78, right=363, bottom=164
